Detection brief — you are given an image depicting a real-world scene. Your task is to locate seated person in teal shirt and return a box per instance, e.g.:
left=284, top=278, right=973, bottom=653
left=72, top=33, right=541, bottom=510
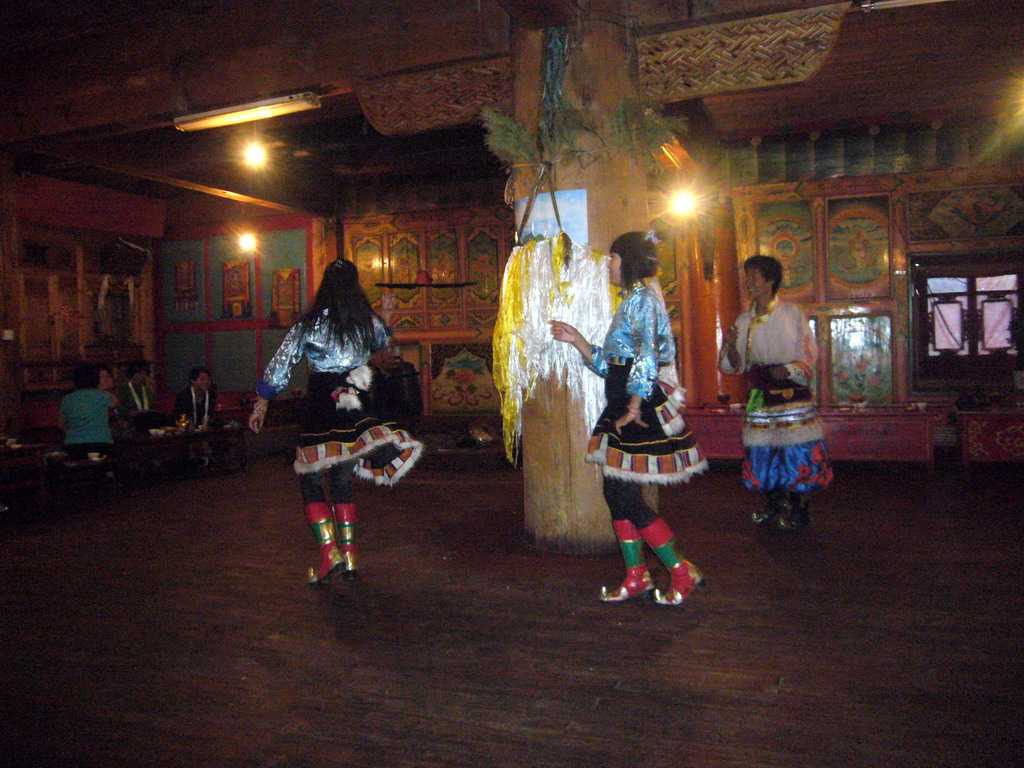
left=60, top=363, right=116, bottom=460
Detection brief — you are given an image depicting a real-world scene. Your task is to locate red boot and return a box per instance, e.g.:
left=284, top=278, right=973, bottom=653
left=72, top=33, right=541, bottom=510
left=332, top=503, right=358, bottom=579
left=600, top=520, right=654, bottom=602
left=305, top=502, right=343, bottom=584
left=653, top=560, right=705, bottom=606
left=637, top=518, right=705, bottom=606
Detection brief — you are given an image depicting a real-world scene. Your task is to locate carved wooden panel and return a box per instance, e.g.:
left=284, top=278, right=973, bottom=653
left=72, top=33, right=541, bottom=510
left=357, top=57, right=513, bottom=136
left=638, top=3, right=847, bottom=102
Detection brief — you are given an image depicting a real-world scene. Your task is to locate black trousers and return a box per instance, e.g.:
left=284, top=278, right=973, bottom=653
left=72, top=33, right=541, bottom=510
left=603, top=476, right=657, bottom=528
left=298, top=460, right=355, bottom=504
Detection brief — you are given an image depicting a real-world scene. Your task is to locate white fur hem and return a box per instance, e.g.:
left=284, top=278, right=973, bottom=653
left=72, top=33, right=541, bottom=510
left=596, top=458, right=710, bottom=485
left=742, top=422, right=824, bottom=447
left=335, top=392, right=361, bottom=411
left=655, top=381, right=689, bottom=437
left=333, top=364, right=373, bottom=410
left=348, top=365, right=372, bottom=391
left=352, top=439, right=424, bottom=486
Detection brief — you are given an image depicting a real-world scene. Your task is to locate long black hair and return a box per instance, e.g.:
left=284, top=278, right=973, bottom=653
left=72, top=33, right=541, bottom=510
left=609, top=231, right=660, bottom=290
left=300, top=259, right=377, bottom=349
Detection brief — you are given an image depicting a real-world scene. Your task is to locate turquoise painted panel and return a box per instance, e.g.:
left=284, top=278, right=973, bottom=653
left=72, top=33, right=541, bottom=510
left=211, top=329, right=258, bottom=392
left=261, top=328, right=309, bottom=395
left=160, top=240, right=205, bottom=324
left=830, top=315, right=893, bottom=405
left=260, top=229, right=307, bottom=325
left=210, top=235, right=255, bottom=319
left=164, top=332, right=206, bottom=395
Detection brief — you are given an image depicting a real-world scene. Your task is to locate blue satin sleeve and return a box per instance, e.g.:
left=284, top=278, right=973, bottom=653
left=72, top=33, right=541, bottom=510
left=624, top=289, right=662, bottom=399
left=585, top=345, right=609, bottom=378
left=372, top=318, right=390, bottom=350
left=589, top=287, right=673, bottom=400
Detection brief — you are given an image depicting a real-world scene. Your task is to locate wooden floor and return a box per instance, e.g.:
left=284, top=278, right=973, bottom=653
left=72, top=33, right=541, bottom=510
left=2, top=452, right=1022, bottom=768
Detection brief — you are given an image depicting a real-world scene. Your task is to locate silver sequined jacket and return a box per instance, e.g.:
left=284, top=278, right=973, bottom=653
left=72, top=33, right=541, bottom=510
left=256, top=310, right=390, bottom=400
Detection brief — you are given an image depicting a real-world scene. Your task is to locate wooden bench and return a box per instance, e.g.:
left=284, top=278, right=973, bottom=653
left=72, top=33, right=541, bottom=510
left=957, top=409, right=1024, bottom=471
left=683, top=405, right=936, bottom=471
left=0, top=445, right=49, bottom=512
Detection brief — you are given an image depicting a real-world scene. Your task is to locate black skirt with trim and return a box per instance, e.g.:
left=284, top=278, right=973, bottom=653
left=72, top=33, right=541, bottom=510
left=585, top=360, right=707, bottom=485
left=294, top=370, right=422, bottom=485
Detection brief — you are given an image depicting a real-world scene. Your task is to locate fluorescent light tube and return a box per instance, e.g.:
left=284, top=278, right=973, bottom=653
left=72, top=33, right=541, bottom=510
left=174, top=92, right=321, bottom=131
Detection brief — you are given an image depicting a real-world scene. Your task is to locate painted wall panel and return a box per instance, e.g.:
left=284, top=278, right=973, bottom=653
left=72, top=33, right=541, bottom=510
left=161, top=240, right=205, bottom=324
left=212, top=330, right=258, bottom=393
left=164, top=332, right=207, bottom=397
left=260, top=228, right=308, bottom=327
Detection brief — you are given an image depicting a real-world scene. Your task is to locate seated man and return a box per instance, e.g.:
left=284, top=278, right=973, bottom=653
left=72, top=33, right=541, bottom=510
left=172, top=366, right=222, bottom=470
left=114, top=361, right=171, bottom=431
left=172, top=366, right=218, bottom=429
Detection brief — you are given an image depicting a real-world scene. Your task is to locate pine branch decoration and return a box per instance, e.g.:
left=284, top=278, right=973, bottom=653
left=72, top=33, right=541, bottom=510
left=481, top=108, right=540, bottom=167
left=543, top=105, right=598, bottom=165
left=608, top=100, right=688, bottom=157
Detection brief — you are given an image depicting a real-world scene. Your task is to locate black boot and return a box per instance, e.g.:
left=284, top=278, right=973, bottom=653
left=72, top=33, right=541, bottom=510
left=778, top=492, right=810, bottom=531
left=751, top=489, right=790, bottom=525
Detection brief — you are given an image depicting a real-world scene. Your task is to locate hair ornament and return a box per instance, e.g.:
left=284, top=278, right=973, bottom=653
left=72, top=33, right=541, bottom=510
left=644, top=230, right=663, bottom=245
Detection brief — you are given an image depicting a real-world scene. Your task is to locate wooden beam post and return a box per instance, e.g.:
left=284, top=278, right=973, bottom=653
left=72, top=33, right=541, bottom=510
left=0, top=153, right=21, bottom=436
left=512, top=5, right=650, bottom=553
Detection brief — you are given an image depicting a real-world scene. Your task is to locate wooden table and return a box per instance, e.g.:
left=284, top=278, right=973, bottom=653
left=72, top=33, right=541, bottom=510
left=957, top=409, right=1024, bottom=470
left=0, top=444, right=50, bottom=507
left=42, top=453, right=124, bottom=509
left=118, top=424, right=247, bottom=475
left=683, top=406, right=936, bottom=470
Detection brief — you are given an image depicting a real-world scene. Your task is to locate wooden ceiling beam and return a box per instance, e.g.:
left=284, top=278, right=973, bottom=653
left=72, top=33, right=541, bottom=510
left=495, top=0, right=581, bottom=28
left=0, top=0, right=512, bottom=145
left=697, top=0, right=1024, bottom=137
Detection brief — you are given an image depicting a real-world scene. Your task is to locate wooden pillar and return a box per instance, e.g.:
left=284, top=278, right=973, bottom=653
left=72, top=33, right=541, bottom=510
left=513, top=7, right=649, bottom=554
left=674, top=199, right=744, bottom=407
left=675, top=222, right=698, bottom=397
left=0, top=153, right=21, bottom=436
left=709, top=200, right=745, bottom=403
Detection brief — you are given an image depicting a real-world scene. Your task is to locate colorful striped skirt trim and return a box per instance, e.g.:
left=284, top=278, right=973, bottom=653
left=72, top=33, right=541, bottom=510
left=585, top=360, right=707, bottom=485
left=294, top=423, right=423, bottom=486
left=587, top=431, right=708, bottom=485
left=293, top=371, right=423, bottom=485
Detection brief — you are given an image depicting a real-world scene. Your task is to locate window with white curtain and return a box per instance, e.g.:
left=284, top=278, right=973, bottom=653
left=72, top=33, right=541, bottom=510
left=912, top=257, right=1021, bottom=389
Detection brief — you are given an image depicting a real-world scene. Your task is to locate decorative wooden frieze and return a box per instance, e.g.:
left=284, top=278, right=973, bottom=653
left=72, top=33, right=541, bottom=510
left=356, top=57, right=513, bottom=136
left=637, top=3, right=848, bottom=102
left=355, top=5, right=847, bottom=134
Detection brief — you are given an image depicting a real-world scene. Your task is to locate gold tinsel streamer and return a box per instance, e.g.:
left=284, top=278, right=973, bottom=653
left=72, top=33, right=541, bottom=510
left=492, top=240, right=532, bottom=462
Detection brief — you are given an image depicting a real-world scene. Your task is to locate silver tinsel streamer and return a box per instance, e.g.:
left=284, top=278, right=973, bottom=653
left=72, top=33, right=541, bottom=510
left=496, top=235, right=614, bottom=454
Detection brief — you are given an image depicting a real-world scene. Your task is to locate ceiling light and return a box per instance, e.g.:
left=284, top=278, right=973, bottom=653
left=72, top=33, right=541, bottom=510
left=174, top=92, right=321, bottom=132
left=243, top=142, right=267, bottom=167
left=857, top=0, right=959, bottom=11
left=669, top=190, right=699, bottom=217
